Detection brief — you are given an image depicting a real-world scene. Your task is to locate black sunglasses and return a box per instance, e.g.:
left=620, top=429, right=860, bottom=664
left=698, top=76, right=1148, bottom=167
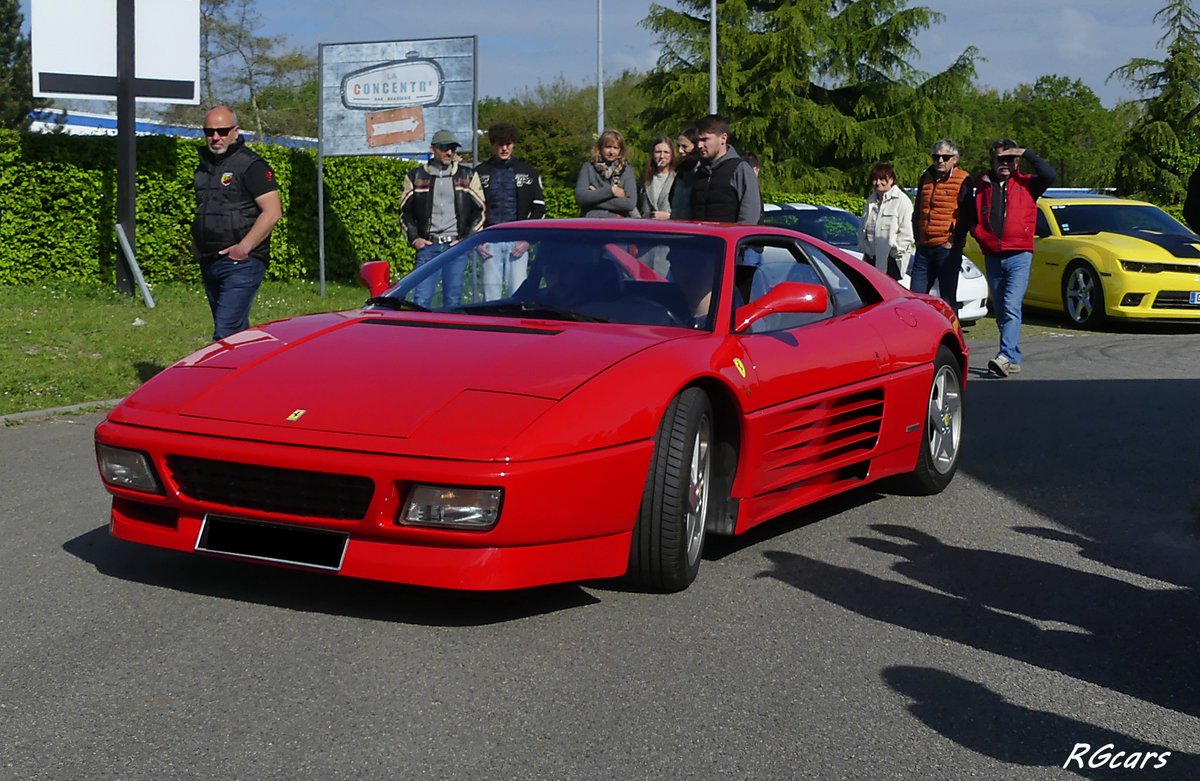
left=995, top=155, right=1021, bottom=164
left=932, top=153, right=955, bottom=161
left=433, top=143, right=460, bottom=152
left=204, top=126, right=236, bottom=137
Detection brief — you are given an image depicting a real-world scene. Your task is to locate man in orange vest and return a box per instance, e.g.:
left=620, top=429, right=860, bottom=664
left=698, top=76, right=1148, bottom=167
left=911, top=139, right=975, bottom=311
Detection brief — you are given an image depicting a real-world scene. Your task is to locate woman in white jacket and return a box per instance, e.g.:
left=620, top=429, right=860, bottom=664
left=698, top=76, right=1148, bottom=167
left=858, top=163, right=914, bottom=280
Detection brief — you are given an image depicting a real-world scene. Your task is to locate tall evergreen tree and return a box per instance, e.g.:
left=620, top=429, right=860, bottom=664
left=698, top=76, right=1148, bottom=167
left=639, top=0, right=978, bottom=190
left=0, top=0, right=36, bottom=129
left=1110, top=0, right=1200, bottom=201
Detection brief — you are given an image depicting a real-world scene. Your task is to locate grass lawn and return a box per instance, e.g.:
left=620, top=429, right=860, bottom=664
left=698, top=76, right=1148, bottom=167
left=1, top=280, right=370, bottom=416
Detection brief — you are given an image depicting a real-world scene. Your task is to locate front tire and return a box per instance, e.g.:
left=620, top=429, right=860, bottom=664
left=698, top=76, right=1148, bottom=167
left=892, top=346, right=962, bottom=495
left=627, top=388, right=714, bottom=592
left=1063, top=261, right=1106, bottom=328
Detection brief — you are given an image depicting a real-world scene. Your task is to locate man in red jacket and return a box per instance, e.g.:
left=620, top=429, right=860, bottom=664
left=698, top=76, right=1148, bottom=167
left=971, top=139, right=1056, bottom=377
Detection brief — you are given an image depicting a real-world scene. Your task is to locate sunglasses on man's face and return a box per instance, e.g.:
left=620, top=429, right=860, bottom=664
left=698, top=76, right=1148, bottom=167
left=204, top=126, right=236, bottom=137
left=995, top=155, right=1020, bottom=165
left=932, top=153, right=955, bottom=162
left=434, top=143, right=459, bottom=152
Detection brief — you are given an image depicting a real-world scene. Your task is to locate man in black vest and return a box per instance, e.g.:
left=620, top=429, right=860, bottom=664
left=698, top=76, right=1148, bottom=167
left=690, top=114, right=762, bottom=224
left=192, top=105, right=281, bottom=341
left=473, top=123, right=546, bottom=299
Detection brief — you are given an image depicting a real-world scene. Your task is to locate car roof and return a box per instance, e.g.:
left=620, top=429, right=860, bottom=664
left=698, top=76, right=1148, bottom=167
left=1039, top=195, right=1160, bottom=208
left=763, top=202, right=856, bottom=217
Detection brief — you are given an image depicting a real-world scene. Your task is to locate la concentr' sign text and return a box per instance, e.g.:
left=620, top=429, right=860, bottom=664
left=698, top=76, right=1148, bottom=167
left=1064, top=743, right=1170, bottom=770
left=350, top=81, right=433, bottom=96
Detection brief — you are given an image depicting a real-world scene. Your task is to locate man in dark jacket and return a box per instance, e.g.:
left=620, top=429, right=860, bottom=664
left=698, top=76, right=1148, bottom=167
left=473, top=123, right=545, bottom=299
left=399, top=129, right=486, bottom=308
left=689, top=114, right=762, bottom=224
left=971, top=139, right=1056, bottom=377
left=192, top=104, right=281, bottom=341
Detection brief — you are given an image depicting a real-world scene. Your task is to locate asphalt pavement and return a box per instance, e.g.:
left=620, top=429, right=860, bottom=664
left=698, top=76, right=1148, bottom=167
left=2, top=330, right=1199, bottom=780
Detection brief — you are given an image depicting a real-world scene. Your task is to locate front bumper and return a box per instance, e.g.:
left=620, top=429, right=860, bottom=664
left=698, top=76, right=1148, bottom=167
left=96, top=420, right=652, bottom=590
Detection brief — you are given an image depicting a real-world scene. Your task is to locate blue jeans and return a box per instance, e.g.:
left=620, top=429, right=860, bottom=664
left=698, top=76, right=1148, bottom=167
left=480, top=241, right=529, bottom=300
left=413, top=243, right=467, bottom=309
left=200, top=256, right=266, bottom=341
left=985, top=251, right=1033, bottom=365
left=910, top=244, right=961, bottom=310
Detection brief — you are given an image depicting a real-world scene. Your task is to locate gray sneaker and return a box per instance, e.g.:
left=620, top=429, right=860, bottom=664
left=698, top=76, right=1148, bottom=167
left=988, top=354, right=1011, bottom=377
left=1008, top=362, right=1022, bottom=374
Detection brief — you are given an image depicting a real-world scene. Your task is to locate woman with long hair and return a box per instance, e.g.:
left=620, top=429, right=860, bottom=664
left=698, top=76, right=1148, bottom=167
left=639, top=135, right=678, bottom=220
left=574, top=129, right=639, bottom=218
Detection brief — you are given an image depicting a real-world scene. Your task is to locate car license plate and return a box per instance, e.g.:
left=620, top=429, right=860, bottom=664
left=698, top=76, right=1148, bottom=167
left=1191, top=292, right=1200, bottom=305
left=197, top=514, right=348, bottom=570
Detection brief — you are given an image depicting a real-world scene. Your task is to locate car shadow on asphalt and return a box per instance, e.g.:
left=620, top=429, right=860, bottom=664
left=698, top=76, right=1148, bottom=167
left=883, top=666, right=1200, bottom=778
left=62, top=525, right=600, bottom=625
left=754, top=375, right=1200, bottom=765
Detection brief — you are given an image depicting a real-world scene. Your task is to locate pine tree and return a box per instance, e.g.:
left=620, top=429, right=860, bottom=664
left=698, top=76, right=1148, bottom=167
left=0, top=0, right=36, bottom=129
left=1110, top=0, right=1200, bottom=201
left=639, top=0, right=978, bottom=190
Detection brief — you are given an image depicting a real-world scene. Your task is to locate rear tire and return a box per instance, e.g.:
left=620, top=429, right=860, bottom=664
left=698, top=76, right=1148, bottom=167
left=627, top=388, right=714, bottom=592
left=892, top=346, right=962, bottom=495
left=1063, top=261, right=1106, bottom=329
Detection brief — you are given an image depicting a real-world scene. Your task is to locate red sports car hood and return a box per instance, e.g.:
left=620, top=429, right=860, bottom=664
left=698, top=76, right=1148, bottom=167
left=150, top=313, right=684, bottom=441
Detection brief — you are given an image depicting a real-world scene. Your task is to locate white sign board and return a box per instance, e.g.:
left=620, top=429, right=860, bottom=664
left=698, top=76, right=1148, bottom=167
left=31, top=0, right=200, bottom=103
left=320, top=37, right=476, bottom=158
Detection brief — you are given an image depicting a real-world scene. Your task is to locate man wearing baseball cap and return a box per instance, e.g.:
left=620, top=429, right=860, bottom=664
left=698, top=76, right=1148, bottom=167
left=400, top=129, right=486, bottom=308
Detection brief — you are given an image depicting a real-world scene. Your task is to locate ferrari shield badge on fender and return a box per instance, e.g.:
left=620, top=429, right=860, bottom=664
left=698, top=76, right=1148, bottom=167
left=221, top=172, right=233, bottom=186
left=286, top=409, right=307, bottom=422
left=733, top=358, right=746, bottom=378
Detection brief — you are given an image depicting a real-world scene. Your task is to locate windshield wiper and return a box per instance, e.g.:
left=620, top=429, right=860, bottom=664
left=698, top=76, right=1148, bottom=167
left=365, top=296, right=428, bottom=312
left=457, top=301, right=609, bottom=322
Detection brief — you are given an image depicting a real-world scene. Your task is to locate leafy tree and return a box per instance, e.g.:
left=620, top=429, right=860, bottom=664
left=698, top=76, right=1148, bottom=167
left=0, top=0, right=38, bottom=129
left=162, top=0, right=316, bottom=138
left=1003, top=76, right=1132, bottom=189
left=1110, top=0, right=1200, bottom=201
left=639, top=0, right=979, bottom=191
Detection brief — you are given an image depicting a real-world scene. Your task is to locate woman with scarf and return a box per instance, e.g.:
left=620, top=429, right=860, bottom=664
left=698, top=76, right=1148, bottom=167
left=575, top=129, right=639, bottom=218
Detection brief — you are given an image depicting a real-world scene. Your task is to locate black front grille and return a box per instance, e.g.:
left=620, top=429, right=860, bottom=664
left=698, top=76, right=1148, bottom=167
left=167, top=456, right=374, bottom=519
left=1151, top=291, right=1200, bottom=310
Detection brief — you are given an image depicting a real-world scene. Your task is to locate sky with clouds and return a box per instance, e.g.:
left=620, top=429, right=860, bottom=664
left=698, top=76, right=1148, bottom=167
left=21, top=1, right=1166, bottom=107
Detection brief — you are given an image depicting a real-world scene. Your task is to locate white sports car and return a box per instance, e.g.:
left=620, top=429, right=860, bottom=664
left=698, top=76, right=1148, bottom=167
left=762, top=203, right=989, bottom=322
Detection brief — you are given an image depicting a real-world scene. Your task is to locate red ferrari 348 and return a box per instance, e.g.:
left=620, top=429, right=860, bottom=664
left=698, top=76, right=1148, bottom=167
left=95, top=220, right=966, bottom=592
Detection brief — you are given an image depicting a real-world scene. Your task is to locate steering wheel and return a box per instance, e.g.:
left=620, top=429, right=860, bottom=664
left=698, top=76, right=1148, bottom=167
left=622, top=296, right=694, bottom=328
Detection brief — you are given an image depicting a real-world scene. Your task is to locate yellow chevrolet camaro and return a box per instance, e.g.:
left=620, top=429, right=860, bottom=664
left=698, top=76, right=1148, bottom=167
left=970, top=195, right=1200, bottom=328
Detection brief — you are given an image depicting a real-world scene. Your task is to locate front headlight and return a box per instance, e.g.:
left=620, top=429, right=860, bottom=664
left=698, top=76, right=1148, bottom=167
left=400, top=485, right=502, bottom=530
left=96, top=443, right=163, bottom=493
left=1120, top=260, right=1164, bottom=273
left=960, top=258, right=984, bottom=280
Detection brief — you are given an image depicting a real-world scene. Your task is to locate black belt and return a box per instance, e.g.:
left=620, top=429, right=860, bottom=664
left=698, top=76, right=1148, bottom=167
left=430, top=234, right=457, bottom=244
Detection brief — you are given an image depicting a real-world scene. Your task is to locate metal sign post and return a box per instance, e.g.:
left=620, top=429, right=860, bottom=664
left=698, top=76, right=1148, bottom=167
left=116, top=0, right=136, bottom=295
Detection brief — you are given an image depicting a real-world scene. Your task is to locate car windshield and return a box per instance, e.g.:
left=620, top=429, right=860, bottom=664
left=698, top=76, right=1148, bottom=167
left=375, top=227, right=727, bottom=330
left=761, top=209, right=861, bottom=247
left=1051, top=204, right=1194, bottom=237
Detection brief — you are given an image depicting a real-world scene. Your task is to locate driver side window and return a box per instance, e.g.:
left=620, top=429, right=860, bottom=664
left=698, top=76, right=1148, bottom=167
left=736, top=239, right=833, bottom=332
left=1035, top=210, right=1051, bottom=238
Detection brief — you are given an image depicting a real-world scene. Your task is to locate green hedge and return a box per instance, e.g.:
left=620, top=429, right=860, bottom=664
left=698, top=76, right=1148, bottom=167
left=0, top=129, right=871, bottom=286
left=0, top=130, right=423, bottom=286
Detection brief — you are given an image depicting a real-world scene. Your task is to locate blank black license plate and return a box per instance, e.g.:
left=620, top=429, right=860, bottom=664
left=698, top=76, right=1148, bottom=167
left=197, top=515, right=348, bottom=571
